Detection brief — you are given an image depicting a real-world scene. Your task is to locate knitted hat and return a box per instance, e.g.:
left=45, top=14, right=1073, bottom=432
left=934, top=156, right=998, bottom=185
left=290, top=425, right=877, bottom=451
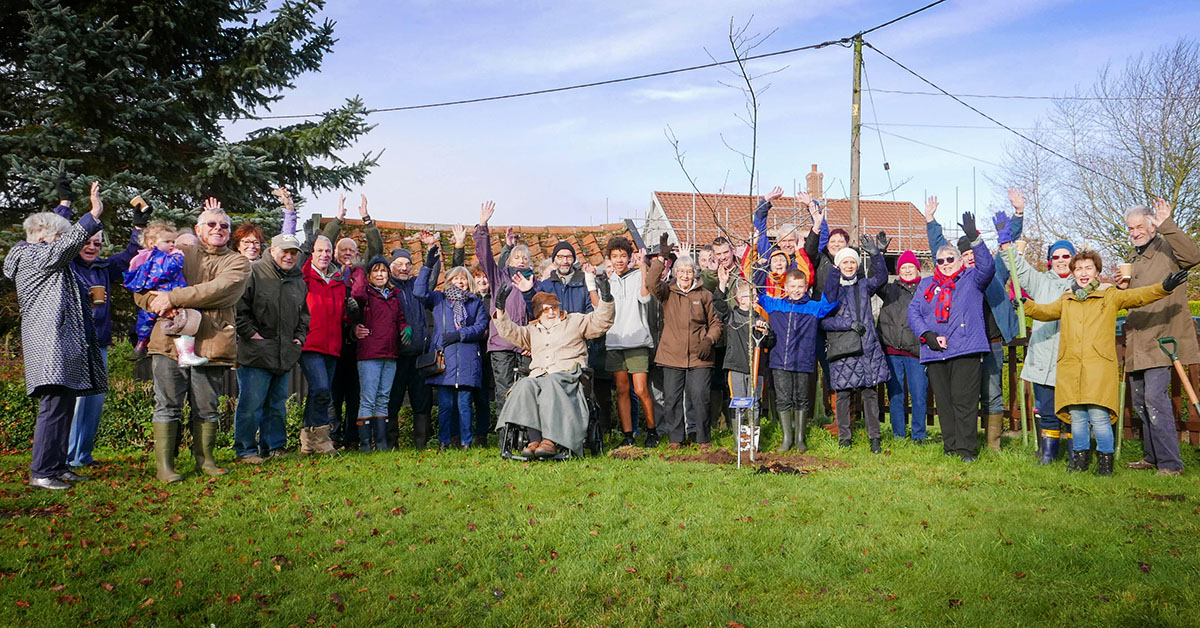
left=531, top=291, right=561, bottom=313
left=390, top=248, right=412, bottom=263
left=552, top=240, right=576, bottom=260
left=833, top=247, right=858, bottom=268
left=957, top=235, right=973, bottom=253
left=897, top=250, right=920, bottom=272
left=1047, top=239, right=1075, bottom=261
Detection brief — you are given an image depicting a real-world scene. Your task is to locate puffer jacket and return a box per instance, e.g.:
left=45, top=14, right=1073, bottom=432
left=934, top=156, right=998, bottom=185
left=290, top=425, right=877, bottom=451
left=350, top=260, right=409, bottom=361
left=926, top=218, right=1017, bottom=343
left=907, top=240, right=996, bottom=363
left=875, top=278, right=921, bottom=355
left=645, top=258, right=722, bottom=368
left=821, top=251, right=890, bottom=390
left=132, top=241, right=250, bottom=367
left=415, top=264, right=489, bottom=388
left=300, top=260, right=346, bottom=357
left=236, top=256, right=310, bottom=374
left=759, top=292, right=839, bottom=373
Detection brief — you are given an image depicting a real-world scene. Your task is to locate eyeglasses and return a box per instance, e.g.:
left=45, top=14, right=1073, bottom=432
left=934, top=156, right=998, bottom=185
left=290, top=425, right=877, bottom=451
left=240, top=239, right=261, bottom=246
left=554, top=253, right=574, bottom=260
left=936, top=256, right=957, bottom=265
left=1051, top=254, right=1072, bottom=261
left=205, top=221, right=231, bottom=231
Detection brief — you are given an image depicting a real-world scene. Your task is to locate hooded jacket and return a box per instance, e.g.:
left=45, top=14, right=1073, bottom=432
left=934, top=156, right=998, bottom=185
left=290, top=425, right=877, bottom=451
left=236, top=255, right=310, bottom=373
left=349, top=257, right=409, bottom=361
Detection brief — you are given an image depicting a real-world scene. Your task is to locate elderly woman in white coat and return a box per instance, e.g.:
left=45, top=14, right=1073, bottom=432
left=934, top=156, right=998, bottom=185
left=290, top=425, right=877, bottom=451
left=3, top=182, right=107, bottom=490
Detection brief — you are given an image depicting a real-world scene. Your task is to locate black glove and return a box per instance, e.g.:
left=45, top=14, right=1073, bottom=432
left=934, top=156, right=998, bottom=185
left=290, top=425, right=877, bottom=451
left=442, top=331, right=461, bottom=346
left=698, top=338, right=713, bottom=361
left=959, top=212, right=979, bottom=242
left=494, top=281, right=511, bottom=312
left=299, top=218, right=315, bottom=255
left=130, top=196, right=153, bottom=228
left=921, top=331, right=944, bottom=351
left=595, top=272, right=612, bottom=302
left=424, top=245, right=440, bottom=269
left=859, top=234, right=879, bottom=256
left=344, top=296, right=361, bottom=323
left=875, top=231, right=891, bottom=254
left=659, top=232, right=670, bottom=259
left=55, top=171, right=74, bottom=203
left=851, top=321, right=867, bottom=336
left=1163, top=269, right=1189, bottom=292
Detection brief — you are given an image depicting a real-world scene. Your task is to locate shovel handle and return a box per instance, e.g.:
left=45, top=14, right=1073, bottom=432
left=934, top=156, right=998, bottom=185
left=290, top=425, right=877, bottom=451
left=1159, top=337, right=1179, bottom=361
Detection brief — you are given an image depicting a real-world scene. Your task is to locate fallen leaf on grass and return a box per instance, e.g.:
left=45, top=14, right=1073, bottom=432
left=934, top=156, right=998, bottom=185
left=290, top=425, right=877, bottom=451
left=1138, top=562, right=1152, bottom=573
left=1015, top=572, right=1027, bottom=580
left=948, top=599, right=962, bottom=608
left=729, top=623, right=746, bottom=628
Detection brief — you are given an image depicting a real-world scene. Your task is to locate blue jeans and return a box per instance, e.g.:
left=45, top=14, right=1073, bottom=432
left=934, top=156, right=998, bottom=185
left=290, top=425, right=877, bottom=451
left=233, top=366, right=290, bottom=458
left=437, top=386, right=475, bottom=446
left=1069, top=404, right=1114, bottom=453
left=1032, top=383, right=1062, bottom=430
left=885, top=353, right=927, bottom=440
left=980, top=340, right=1004, bottom=413
left=357, top=359, right=397, bottom=418
left=300, top=352, right=337, bottom=428
left=67, top=347, right=107, bottom=466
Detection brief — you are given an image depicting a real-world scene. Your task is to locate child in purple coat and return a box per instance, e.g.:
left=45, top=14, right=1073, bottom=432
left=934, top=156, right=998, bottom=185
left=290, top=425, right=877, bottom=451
left=123, top=222, right=207, bottom=367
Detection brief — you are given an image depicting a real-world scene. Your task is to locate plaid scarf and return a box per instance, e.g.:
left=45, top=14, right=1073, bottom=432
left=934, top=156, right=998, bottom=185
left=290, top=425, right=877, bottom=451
left=1073, top=278, right=1099, bottom=302
left=923, top=266, right=964, bottom=324
left=444, top=285, right=470, bottom=329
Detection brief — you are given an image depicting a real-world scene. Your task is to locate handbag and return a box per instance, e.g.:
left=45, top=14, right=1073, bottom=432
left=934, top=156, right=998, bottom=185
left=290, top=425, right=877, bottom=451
left=825, top=287, right=867, bottom=362
left=417, top=349, right=445, bottom=377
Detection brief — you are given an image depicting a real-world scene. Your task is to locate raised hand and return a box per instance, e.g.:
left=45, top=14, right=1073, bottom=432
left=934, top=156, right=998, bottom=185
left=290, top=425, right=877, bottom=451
left=860, top=233, right=879, bottom=256
left=764, top=185, right=784, bottom=203
left=959, top=212, right=979, bottom=241
left=513, top=271, right=535, bottom=293
left=717, top=263, right=731, bottom=291
left=505, top=225, right=516, bottom=246
left=808, top=197, right=825, bottom=231
left=56, top=171, right=75, bottom=203
left=203, top=197, right=221, bottom=213
left=88, top=181, right=103, bottom=218
left=594, top=271, right=612, bottom=302
left=418, top=229, right=437, bottom=247
left=632, top=248, right=646, bottom=271
left=993, top=211, right=1012, bottom=245
left=479, top=201, right=495, bottom=226
left=1007, top=188, right=1025, bottom=214
left=130, top=195, right=153, bottom=227
left=1163, top=269, right=1189, bottom=292
left=659, top=232, right=670, bottom=257
left=924, top=196, right=938, bottom=222
left=796, top=189, right=813, bottom=206
left=451, top=223, right=467, bottom=248
left=875, top=231, right=892, bottom=253
left=337, top=194, right=347, bottom=221
left=272, top=185, right=294, bottom=212
left=1152, top=198, right=1173, bottom=228
left=357, top=194, right=369, bottom=219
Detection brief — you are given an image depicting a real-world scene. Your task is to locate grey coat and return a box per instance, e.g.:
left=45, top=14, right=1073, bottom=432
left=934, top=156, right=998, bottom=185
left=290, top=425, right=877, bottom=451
left=3, top=213, right=107, bottom=396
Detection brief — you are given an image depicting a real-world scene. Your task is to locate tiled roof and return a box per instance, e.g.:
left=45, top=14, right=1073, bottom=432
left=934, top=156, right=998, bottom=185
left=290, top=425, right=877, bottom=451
left=652, top=191, right=928, bottom=254
left=321, top=219, right=634, bottom=270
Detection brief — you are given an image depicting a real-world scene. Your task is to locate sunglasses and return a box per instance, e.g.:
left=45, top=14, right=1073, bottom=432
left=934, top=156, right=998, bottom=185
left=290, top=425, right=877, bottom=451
left=1051, top=254, right=1072, bottom=261
left=204, top=221, right=231, bottom=231
left=936, top=256, right=957, bottom=265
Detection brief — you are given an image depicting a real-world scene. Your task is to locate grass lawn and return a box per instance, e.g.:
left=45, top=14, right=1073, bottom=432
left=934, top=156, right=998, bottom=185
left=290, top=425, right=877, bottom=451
left=1, top=426, right=1199, bottom=627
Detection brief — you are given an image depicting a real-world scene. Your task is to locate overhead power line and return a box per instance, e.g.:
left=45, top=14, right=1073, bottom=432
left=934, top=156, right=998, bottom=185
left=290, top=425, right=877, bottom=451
left=866, top=88, right=1170, bottom=101
left=234, top=0, right=950, bottom=121
left=861, top=41, right=1144, bottom=198
left=862, top=124, right=1002, bottom=167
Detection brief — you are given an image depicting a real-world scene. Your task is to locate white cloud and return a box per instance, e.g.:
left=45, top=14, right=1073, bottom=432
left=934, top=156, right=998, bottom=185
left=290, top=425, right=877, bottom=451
left=631, top=85, right=729, bottom=102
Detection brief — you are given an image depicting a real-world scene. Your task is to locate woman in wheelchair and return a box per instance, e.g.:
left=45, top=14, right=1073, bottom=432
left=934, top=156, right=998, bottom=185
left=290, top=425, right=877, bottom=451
left=492, top=274, right=615, bottom=459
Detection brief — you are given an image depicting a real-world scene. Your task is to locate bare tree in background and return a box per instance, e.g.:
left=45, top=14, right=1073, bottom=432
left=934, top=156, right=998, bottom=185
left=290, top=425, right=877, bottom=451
left=992, top=120, right=1067, bottom=257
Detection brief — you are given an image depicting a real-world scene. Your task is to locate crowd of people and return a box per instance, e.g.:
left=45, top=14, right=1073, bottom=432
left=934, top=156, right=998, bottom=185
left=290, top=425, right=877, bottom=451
left=6, top=173, right=1198, bottom=490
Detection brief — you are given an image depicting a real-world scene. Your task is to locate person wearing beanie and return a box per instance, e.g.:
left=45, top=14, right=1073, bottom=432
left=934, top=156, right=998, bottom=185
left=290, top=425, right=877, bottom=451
left=876, top=249, right=929, bottom=443
left=909, top=209, right=996, bottom=462
left=751, top=186, right=822, bottom=294
left=925, top=195, right=1017, bottom=456
left=1000, top=188, right=1077, bottom=464
left=539, top=240, right=596, bottom=316
left=822, top=232, right=891, bottom=454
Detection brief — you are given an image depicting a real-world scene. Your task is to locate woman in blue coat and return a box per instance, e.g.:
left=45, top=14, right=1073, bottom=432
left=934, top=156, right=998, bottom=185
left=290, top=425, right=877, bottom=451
left=907, top=212, right=995, bottom=462
left=415, top=244, right=489, bottom=450
left=822, top=233, right=891, bottom=453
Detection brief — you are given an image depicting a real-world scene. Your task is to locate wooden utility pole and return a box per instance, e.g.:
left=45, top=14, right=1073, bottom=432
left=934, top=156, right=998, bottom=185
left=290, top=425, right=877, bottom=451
left=849, top=34, right=862, bottom=243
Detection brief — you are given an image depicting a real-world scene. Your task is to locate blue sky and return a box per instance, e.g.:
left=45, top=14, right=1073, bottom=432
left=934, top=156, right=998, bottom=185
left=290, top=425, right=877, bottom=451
left=225, top=0, right=1200, bottom=228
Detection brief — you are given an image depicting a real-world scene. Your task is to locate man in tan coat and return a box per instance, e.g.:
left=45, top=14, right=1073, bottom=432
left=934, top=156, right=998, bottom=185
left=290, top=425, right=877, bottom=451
left=493, top=278, right=615, bottom=459
left=1119, top=199, right=1200, bottom=476
left=132, top=198, right=250, bottom=482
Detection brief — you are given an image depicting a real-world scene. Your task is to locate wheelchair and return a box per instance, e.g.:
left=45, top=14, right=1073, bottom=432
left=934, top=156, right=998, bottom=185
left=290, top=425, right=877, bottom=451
left=499, top=368, right=604, bottom=461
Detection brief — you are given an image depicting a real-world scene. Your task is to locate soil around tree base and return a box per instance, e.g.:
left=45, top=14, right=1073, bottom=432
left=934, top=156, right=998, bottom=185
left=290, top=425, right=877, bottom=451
left=608, top=446, right=847, bottom=471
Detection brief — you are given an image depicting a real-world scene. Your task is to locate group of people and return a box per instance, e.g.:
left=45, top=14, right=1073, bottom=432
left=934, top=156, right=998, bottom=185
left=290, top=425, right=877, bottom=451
left=6, top=172, right=1198, bottom=490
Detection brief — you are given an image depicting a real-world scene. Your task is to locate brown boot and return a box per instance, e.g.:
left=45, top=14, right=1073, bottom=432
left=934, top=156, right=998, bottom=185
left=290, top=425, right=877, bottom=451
left=310, top=425, right=337, bottom=454
left=299, top=427, right=313, bottom=456
left=986, top=413, right=1003, bottom=452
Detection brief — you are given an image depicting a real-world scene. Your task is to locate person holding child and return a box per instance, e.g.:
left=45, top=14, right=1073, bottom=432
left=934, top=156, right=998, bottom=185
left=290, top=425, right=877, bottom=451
left=124, top=221, right=208, bottom=366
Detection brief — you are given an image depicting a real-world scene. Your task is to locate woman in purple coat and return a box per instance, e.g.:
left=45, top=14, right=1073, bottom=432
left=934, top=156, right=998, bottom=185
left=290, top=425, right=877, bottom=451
left=822, top=233, right=891, bottom=453
left=907, top=213, right=995, bottom=462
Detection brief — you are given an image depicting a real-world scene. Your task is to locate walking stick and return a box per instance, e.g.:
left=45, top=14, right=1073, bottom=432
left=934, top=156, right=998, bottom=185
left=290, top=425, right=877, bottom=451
left=1017, top=378, right=1029, bottom=448
left=1116, top=370, right=1126, bottom=458
left=1006, top=247, right=1026, bottom=339
left=1158, top=337, right=1200, bottom=416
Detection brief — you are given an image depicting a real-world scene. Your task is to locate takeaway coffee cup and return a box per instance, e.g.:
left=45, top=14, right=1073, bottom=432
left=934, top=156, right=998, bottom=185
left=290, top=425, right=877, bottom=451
left=89, top=285, right=106, bottom=306
left=1119, top=263, right=1133, bottom=280
left=1015, top=240, right=1028, bottom=254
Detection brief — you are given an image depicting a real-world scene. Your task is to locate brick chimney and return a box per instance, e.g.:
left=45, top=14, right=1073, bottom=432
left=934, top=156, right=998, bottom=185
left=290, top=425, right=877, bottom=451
left=806, top=164, right=824, bottom=201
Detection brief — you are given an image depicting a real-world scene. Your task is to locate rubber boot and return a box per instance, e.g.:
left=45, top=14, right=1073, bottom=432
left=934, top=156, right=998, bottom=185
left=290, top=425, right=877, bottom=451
left=1096, top=451, right=1114, bottom=476
left=173, top=335, right=209, bottom=368
left=869, top=437, right=882, bottom=454
left=986, top=413, right=1003, bottom=452
left=153, top=422, right=183, bottom=483
left=776, top=410, right=794, bottom=453
left=357, top=419, right=372, bottom=452
left=195, top=420, right=228, bottom=476
left=1067, top=449, right=1090, bottom=472
left=1037, top=429, right=1060, bottom=466
left=412, top=413, right=431, bottom=450
left=373, top=417, right=391, bottom=451
left=794, top=411, right=808, bottom=453
left=299, top=427, right=313, bottom=456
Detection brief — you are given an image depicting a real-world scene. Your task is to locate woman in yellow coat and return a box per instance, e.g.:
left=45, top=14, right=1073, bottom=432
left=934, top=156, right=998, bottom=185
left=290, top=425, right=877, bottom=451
left=1021, top=250, right=1187, bottom=476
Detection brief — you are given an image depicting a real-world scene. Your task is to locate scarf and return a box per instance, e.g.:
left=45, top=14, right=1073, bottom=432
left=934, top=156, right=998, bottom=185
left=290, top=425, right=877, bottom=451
left=899, top=274, right=921, bottom=286
left=766, top=271, right=787, bottom=297
left=444, top=285, right=470, bottom=329
left=839, top=274, right=858, bottom=287
left=923, top=266, right=964, bottom=323
left=1073, top=278, right=1099, bottom=301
